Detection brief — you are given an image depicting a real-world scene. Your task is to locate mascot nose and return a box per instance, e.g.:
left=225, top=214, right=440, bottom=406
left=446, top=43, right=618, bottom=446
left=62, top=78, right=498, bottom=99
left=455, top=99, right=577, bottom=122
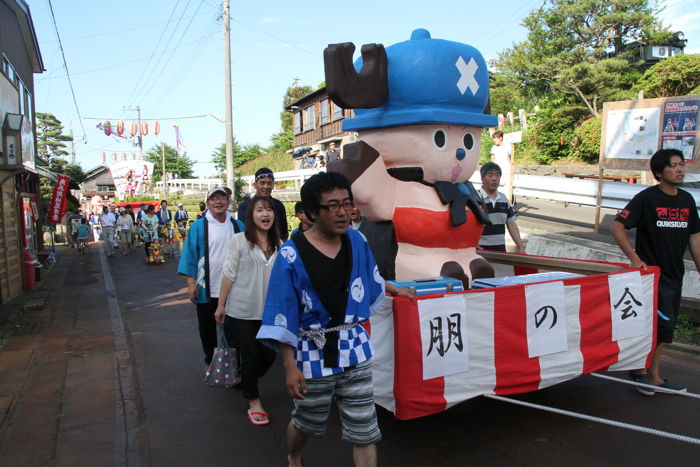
left=455, top=148, right=466, bottom=161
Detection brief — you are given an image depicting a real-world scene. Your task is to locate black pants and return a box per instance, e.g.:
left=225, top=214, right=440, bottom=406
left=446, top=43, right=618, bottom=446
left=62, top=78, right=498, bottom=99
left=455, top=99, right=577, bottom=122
left=145, top=241, right=152, bottom=258
left=196, top=298, right=219, bottom=365
left=223, top=316, right=275, bottom=401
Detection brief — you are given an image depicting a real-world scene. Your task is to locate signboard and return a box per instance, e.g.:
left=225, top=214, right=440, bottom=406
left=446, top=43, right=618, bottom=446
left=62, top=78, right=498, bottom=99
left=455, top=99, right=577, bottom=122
left=661, top=99, right=699, bottom=161
left=20, top=115, right=35, bottom=171
left=502, top=131, right=522, bottom=145
left=48, top=175, right=70, bottom=223
left=600, top=95, right=700, bottom=171
left=108, top=160, right=154, bottom=200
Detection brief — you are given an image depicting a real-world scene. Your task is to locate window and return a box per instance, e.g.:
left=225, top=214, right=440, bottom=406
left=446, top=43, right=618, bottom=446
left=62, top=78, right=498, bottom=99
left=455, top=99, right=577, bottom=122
left=333, top=102, right=343, bottom=120
left=303, top=106, right=315, bottom=132
left=97, top=185, right=115, bottom=192
left=1, top=55, right=18, bottom=87
left=293, top=112, right=302, bottom=135
left=320, top=99, right=329, bottom=125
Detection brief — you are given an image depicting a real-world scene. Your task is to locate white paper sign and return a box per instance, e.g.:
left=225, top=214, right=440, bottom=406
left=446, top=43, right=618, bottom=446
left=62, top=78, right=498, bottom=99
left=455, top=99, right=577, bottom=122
left=503, top=131, right=522, bottom=144
left=419, top=294, right=470, bottom=380
left=525, top=281, right=569, bottom=358
left=608, top=271, right=646, bottom=341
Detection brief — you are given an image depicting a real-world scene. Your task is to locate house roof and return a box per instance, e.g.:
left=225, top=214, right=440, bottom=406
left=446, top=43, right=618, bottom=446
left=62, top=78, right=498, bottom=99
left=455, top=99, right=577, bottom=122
left=4, top=0, right=44, bottom=72
left=285, top=87, right=328, bottom=111
left=84, top=165, right=111, bottom=180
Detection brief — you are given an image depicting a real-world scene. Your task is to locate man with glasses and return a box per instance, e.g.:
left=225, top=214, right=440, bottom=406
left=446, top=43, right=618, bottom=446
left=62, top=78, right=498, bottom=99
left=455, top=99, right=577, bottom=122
left=179, top=187, right=245, bottom=370
left=237, top=167, right=288, bottom=240
left=258, top=172, right=411, bottom=467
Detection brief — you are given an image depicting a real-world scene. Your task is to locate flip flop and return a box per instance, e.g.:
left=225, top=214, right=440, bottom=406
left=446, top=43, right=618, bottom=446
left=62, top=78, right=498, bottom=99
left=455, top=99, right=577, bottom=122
left=247, top=409, right=270, bottom=426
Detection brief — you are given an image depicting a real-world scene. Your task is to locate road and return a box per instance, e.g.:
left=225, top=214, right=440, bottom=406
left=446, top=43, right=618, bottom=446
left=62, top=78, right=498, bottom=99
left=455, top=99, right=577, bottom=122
left=1, top=230, right=699, bottom=466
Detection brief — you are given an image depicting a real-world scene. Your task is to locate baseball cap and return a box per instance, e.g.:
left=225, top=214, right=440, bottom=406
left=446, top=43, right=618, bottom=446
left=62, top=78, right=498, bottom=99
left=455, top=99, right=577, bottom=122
left=206, top=187, right=229, bottom=201
left=177, top=202, right=184, bottom=207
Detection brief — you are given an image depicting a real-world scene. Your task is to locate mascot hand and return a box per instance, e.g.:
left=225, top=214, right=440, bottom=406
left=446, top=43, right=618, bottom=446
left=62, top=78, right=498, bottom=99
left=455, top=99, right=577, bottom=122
left=327, top=141, right=380, bottom=184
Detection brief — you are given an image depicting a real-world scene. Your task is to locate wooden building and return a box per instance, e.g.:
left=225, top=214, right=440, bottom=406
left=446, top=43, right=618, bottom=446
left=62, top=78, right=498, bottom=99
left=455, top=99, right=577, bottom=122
left=286, top=87, right=355, bottom=167
left=81, top=165, right=116, bottom=199
left=0, top=0, right=44, bottom=302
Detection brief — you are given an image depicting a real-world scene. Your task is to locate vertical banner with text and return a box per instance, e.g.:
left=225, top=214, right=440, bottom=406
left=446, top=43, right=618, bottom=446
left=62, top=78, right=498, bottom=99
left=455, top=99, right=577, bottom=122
left=48, top=175, right=71, bottom=223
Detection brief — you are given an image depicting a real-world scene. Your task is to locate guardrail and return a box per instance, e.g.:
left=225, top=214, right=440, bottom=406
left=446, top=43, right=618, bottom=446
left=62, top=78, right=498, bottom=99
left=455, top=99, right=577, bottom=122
left=158, top=170, right=700, bottom=211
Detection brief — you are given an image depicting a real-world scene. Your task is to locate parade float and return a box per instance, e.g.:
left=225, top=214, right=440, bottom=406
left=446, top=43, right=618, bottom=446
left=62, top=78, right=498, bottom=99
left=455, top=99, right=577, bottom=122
left=324, top=29, right=658, bottom=420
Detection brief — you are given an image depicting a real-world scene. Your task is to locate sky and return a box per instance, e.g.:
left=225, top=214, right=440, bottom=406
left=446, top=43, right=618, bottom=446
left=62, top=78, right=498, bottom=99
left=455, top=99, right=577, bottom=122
left=26, top=0, right=700, bottom=177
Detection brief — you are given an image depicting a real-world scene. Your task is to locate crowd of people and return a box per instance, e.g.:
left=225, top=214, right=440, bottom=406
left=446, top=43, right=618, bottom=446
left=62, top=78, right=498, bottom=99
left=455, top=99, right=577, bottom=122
left=69, top=148, right=697, bottom=466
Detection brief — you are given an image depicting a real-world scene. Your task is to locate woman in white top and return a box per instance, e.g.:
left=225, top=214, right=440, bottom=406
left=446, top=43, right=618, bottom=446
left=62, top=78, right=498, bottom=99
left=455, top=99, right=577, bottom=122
left=215, top=195, right=281, bottom=426
left=116, top=210, right=134, bottom=255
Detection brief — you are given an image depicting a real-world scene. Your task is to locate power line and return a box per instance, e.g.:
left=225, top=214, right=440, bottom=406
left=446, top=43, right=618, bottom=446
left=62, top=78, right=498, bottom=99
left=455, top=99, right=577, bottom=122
left=231, top=16, right=321, bottom=57
left=40, top=8, right=216, bottom=44
left=122, top=0, right=183, bottom=106
left=82, top=114, right=208, bottom=120
left=46, top=0, right=87, bottom=140
left=35, top=33, right=218, bottom=82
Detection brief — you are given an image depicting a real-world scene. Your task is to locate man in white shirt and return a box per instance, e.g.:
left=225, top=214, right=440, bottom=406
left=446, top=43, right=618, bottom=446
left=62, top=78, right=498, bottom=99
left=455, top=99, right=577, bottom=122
left=178, top=187, right=245, bottom=368
left=99, top=206, right=118, bottom=257
left=490, top=131, right=513, bottom=203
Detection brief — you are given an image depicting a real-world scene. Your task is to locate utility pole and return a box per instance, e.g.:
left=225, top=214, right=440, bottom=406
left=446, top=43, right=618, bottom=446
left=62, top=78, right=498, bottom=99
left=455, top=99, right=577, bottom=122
left=69, top=127, right=76, bottom=165
left=123, top=105, right=143, bottom=151
left=223, top=0, right=235, bottom=200
left=161, top=143, right=168, bottom=200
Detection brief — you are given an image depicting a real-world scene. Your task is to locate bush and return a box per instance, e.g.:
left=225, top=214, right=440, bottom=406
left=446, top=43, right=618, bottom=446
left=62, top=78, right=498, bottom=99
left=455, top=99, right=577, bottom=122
left=528, top=105, right=591, bottom=163
left=571, top=115, right=602, bottom=163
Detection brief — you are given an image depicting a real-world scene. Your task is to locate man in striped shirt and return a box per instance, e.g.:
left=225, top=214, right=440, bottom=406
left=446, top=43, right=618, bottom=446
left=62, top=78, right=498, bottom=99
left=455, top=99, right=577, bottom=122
left=478, top=162, right=525, bottom=253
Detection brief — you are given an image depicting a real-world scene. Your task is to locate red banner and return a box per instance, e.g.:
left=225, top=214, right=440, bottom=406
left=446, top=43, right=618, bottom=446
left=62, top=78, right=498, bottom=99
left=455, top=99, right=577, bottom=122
left=48, top=175, right=71, bottom=223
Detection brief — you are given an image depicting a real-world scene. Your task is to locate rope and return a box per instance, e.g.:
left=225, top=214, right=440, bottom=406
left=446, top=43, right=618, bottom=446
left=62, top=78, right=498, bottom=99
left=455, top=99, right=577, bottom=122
left=484, top=394, right=700, bottom=445
left=589, top=372, right=700, bottom=399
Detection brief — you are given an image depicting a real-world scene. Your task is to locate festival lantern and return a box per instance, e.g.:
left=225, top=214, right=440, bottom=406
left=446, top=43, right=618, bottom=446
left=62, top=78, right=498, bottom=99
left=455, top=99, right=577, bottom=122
left=116, top=120, right=125, bottom=136
left=100, top=152, right=105, bottom=163
left=130, top=121, right=137, bottom=137
left=154, top=120, right=160, bottom=135
left=112, top=153, right=117, bottom=163
left=104, top=121, right=112, bottom=136
left=141, top=122, right=149, bottom=136
left=122, top=153, right=127, bottom=161
left=131, top=153, right=136, bottom=160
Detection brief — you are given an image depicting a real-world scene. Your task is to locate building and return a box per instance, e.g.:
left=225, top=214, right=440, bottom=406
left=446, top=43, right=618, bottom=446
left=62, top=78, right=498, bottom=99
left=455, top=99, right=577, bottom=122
left=81, top=165, right=116, bottom=200
left=0, top=0, right=44, bottom=302
left=286, top=87, right=354, bottom=168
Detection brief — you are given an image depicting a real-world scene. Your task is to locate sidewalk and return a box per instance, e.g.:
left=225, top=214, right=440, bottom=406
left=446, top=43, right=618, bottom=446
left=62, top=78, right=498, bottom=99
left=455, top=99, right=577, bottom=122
left=0, top=244, right=124, bottom=465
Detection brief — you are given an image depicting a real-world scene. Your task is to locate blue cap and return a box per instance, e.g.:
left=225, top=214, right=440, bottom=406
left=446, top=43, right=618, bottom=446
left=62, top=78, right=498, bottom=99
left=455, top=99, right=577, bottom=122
left=343, top=29, right=497, bottom=131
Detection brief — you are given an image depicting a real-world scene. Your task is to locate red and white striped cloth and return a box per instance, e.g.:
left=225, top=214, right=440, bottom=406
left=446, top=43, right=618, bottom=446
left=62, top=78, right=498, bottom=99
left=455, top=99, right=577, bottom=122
left=370, top=264, right=658, bottom=420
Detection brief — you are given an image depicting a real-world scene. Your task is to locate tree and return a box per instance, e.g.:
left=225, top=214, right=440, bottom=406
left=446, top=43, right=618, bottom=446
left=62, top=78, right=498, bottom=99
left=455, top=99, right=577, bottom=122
left=36, top=112, right=72, bottom=160
left=493, top=0, right=661, bottom=116
left=269, top=79, right=314, bottom=152
left=144, top=143, right=194, bottom=183
left=634, top=54, right=700, bottom=98
left=211, top=140, right=266, bottom=176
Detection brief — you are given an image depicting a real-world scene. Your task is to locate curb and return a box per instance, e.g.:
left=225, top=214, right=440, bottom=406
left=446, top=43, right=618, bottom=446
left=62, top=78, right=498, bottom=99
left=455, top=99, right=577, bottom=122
left=667, top=342, right=700, bottom=356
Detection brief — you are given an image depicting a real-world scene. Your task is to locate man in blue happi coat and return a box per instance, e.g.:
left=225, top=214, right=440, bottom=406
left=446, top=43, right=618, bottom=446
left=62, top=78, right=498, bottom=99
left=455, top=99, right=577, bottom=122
left=258, top=172, right=411, bottom=467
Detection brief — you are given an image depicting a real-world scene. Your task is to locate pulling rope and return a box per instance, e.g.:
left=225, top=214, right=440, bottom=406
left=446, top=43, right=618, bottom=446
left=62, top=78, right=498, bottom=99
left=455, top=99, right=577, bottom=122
left=484, top=394, right=700, bottom=445
left=589, top=372, right=700, bottom=399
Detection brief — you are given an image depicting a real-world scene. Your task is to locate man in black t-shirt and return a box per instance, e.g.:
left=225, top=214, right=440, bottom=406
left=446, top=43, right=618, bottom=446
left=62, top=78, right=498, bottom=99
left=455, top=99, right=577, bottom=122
left=611, top=148, right=700, bottom=394
left=237, top=167, right=288, bottom=240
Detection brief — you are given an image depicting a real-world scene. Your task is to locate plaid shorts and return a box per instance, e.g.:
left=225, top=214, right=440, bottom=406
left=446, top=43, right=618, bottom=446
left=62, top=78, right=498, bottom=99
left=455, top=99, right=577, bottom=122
left=291, top=359, right=381, bottom=446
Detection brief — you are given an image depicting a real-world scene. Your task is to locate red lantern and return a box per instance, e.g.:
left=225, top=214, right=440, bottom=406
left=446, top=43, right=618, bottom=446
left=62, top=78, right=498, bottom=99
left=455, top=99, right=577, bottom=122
left=104, top=121, right=112, bottom=136
left=122, top=153, right=127, bottom=161
left=130, top=121, right=137, bottom=137
left=154, top=121, right=160, bottom=135
left=116, top=120, right=124, bottom=136
left=141, top=122, right=149, bottom=136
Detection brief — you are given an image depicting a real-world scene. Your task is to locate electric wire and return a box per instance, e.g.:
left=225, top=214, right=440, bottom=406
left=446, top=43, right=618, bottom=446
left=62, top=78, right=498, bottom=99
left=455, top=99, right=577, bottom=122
left=230, top=16, right=321, bottom=58
left=46, top=0, right=87, bottom=140
left=122, top=0, right=183, bottom=106
left=130, top=0, right=196, bottom=105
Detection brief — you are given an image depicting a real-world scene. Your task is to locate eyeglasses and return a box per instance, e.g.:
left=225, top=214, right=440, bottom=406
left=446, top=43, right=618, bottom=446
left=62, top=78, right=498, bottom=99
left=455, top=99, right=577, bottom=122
left=208, top=195, right=228, bottom=201
left=318, top=200, right=354, bottom=213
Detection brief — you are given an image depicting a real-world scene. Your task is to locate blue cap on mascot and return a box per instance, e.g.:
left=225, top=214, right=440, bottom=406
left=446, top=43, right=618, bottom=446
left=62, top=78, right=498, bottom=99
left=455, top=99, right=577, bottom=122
left=342, top=29, right=497, bottom=131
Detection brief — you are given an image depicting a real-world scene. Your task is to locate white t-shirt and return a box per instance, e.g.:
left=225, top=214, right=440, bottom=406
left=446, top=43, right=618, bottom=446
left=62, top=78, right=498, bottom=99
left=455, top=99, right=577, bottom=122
left=100, top=212, right=117, bottom=227
left=206, top=210, right=236, bottom=298
left=117, top=215, right=133, bottom=231
left=222, top=232, right=278, bottom=320
left=491, top=143, right=512, bottom=195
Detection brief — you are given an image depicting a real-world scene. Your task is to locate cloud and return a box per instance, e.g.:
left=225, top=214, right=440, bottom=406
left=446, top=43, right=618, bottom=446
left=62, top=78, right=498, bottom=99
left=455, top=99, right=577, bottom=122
left=261, top=17, right=283, bottom=24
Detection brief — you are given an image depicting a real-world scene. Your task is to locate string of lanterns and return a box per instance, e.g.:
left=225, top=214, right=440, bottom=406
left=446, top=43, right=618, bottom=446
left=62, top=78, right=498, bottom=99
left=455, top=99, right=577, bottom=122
left=99, top=120, right=160, bottom=137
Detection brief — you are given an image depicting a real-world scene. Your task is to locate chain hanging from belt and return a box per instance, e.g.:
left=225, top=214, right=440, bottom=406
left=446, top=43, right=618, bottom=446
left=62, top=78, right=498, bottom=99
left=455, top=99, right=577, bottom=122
left=299, top=322, right=359, bottom=349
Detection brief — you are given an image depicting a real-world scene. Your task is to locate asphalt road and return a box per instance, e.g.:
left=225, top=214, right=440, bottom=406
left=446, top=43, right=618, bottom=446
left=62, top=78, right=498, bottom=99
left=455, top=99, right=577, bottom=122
left=102, top=238, right=700, bottom=466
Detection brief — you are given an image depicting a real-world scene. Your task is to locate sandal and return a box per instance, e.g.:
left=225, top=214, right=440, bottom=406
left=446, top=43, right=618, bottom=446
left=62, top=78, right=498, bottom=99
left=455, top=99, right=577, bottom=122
left=247, top=409, right=270, bottom=426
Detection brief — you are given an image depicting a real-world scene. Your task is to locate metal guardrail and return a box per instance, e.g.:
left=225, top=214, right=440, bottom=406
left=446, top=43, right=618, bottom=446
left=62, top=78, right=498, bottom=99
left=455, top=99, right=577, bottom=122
left=159, top=170, right=700, bottom=211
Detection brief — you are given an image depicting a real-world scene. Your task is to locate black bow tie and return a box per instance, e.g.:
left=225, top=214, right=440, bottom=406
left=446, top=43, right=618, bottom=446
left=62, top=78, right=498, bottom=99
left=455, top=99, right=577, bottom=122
left=433, top=181, right=492, bottom=227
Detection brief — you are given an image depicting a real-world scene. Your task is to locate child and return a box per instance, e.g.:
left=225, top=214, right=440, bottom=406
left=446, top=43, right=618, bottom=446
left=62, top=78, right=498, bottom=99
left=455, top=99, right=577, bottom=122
left=163, top=222, right=176, bottom=257
left=146, top=238, right=165, bottom=264
left=175, top=220, right=187, bottom=257
left=76, top=218, right=91, bottom=253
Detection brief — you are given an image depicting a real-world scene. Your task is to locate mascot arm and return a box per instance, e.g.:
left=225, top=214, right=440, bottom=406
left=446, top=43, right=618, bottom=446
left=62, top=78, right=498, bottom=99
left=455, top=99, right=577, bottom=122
left=328, top=141, right=395, bottom=221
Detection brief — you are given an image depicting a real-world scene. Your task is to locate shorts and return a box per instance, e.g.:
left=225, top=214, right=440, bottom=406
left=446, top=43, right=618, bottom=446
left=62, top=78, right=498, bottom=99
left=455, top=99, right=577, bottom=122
left=291, top=359, right=381, bottom=446
left=657, top=284, right=682, bottom=344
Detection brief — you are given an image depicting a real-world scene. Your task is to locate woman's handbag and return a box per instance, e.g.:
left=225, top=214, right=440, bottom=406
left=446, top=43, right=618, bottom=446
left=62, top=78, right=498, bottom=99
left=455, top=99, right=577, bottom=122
left=204, top=326, right=240, bottom=388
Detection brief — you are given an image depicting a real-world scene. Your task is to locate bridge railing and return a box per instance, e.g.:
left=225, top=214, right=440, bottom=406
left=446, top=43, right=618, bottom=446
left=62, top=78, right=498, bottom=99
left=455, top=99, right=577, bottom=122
left=157, top=170, right=700, bottom=210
